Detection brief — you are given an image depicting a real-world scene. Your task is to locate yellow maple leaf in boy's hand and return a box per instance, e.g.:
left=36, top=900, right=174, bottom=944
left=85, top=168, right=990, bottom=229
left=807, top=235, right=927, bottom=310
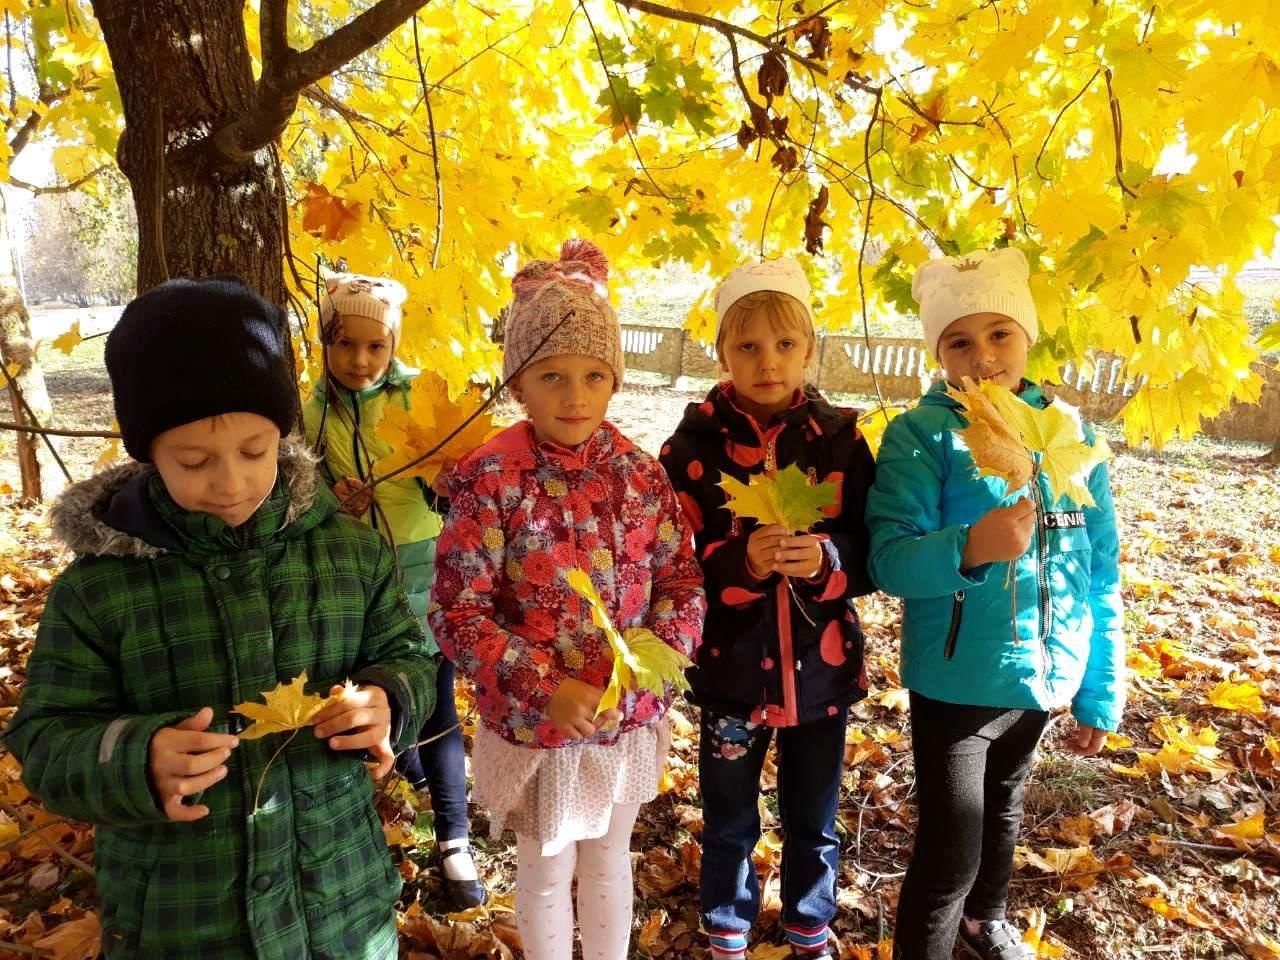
left=565, top=568, right=691, bottom=718
left=232, top=671, right=340, bottom=740
left=718, top=463, right=838, bottom=533
left=374, top=371, right=500, bottom=485
left=947, top=378, right=1036, bottom=494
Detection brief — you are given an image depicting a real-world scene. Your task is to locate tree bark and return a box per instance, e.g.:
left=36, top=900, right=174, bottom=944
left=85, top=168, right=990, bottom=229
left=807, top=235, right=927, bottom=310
left=90, top=0, right=288, bottom=304
left=0, top=191, right=62, bottom=501
left=1270, top=431, right=1280, bottom=464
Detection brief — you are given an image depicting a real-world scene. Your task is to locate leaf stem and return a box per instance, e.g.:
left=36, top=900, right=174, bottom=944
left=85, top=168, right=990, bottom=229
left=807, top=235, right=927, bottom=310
left=253, top=727, right=303, bottom=814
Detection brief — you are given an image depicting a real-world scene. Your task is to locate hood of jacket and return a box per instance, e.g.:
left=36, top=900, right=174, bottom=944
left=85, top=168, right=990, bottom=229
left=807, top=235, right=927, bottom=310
left=48, top=436, right=330, bottom=559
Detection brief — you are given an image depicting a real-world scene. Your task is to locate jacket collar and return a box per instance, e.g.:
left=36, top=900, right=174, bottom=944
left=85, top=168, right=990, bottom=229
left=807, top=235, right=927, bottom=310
left=675, top=381, right=854, bottom=444
left=458, top=420, right=635, bottom=477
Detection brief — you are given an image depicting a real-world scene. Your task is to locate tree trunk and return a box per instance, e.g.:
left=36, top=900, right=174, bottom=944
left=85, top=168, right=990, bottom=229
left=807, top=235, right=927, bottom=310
left=0, top=191, right=63, bottom=501
left=90, top=0, right=288, bottom=306
left=1270, top=431, right=1280, bottom=464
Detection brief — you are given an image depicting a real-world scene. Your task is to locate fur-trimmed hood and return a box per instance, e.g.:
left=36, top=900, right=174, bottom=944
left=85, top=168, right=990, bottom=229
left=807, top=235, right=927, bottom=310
left=49, top=436, right=325, bottom=558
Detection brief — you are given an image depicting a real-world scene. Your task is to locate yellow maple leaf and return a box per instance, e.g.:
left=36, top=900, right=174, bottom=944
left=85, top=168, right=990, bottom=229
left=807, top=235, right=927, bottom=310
left=1206, top=679, right=1265, bottom=715
left=946, top=378, right=1035, bottom=494
left=374, top=371, right=500, bottom=485
left=298, top=181, right=364, bottom=243
left=232, top=671, right=342, bottom=740
left=718, top=463, right=838, bottom=533
left=51, top=321, right=82, bottom=356
left=565, top=568, right=692, bottom=718
left=1215, top=812, right=1266, bottom=842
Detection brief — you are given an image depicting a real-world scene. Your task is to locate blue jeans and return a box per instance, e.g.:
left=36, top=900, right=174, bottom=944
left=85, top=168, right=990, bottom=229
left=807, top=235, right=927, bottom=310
left=395, top=655, right=470, bottom=842
left=698, top=707, right=846, bottom=940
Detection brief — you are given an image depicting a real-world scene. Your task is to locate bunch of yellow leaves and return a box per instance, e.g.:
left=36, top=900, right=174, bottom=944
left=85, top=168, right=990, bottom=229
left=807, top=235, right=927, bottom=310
left=947, top=377, right=1112, bottom=508
left=718, top=463, right=839, bottom=533
left=565, top=568, right=692, bottom=719
left=374, top=370, right=501, bottom=487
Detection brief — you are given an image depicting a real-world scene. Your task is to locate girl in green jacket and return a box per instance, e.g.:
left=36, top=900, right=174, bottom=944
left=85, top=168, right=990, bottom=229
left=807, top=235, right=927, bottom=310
left=304, top=273, right=488, bottom=910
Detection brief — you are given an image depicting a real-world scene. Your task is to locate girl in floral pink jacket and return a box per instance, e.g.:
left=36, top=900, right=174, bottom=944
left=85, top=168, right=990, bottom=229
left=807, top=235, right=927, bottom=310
left=430, top=240, right=705, bottom=960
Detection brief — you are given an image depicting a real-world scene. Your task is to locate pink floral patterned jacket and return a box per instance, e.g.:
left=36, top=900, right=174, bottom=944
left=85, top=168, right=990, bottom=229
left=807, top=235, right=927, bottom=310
left=429, top=420, right=706, bottom=749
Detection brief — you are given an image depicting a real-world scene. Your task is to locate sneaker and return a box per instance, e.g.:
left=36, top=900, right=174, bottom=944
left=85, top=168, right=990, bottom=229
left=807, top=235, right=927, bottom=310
left=957, top=919, right=1034, bottom=960
left=791, top=945, right=836, bottom=959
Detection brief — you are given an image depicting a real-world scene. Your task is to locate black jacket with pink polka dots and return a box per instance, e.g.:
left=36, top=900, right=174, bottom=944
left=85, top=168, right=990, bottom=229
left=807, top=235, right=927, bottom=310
left=659, top=382, right=877, bottom=726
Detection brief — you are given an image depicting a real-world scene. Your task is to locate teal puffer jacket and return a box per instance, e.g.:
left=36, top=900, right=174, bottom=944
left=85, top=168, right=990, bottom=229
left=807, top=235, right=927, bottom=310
left=865, top=380, right=1125, bottom=731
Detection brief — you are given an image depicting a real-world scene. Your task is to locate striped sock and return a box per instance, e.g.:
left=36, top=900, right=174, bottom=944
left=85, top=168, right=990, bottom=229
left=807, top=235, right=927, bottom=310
left=708, top=930, right=749, bottom=960
left=785, top=923, right=830, bottom=954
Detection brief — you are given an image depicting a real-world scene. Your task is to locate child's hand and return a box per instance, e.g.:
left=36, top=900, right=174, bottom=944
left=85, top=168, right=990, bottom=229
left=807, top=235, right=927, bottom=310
left=334, top=476, right=373, bottom=516
left=430, top=459, right=458, bottom=499
left=770, top=533, right=825, bottom=579
left=547, top=678, right=622, bottom=739
left=962, top=497, right=1036, bottom=570
left=312, top=684, right=395, bottom=779
left=149, top=707, right=240, bottom=823
left=746, top=524, right=787, bottom=579
left=1067, top=722, right=1107, bottom=756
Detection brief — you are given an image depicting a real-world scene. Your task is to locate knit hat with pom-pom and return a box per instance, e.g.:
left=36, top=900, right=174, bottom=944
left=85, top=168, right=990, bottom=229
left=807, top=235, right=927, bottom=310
left=501, top=238, right=623, bottom=389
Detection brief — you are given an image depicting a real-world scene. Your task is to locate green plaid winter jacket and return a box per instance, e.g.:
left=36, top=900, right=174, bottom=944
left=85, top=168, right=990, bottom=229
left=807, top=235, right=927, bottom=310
left=3, top=439, right=437, bottom=959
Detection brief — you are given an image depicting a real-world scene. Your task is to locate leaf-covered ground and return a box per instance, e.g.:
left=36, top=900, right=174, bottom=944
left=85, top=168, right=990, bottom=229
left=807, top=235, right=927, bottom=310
left=0, top=382, right=1277, bottom=959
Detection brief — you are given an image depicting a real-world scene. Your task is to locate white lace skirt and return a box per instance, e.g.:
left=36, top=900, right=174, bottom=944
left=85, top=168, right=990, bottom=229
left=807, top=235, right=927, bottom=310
left=472, top=719, right=671, bottom=856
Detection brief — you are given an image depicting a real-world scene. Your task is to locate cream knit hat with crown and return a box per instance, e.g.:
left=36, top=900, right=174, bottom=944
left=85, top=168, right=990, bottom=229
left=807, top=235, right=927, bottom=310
left=912, top=247, right=1037, bottom=359
left=713, top=257, right=813, bottom=330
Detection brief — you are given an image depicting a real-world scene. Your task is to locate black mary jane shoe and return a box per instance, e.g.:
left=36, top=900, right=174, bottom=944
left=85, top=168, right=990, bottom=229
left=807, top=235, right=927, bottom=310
left=439, top=844, right=489, bottom=912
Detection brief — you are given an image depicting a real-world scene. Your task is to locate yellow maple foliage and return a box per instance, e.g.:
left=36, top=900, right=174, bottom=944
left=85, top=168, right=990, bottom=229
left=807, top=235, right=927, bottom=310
left=946, top=378, right=1035, bottom=494
left=232, top=671, right=348, bottom=740
left=565, top=568, right=691, bottom=718
left=718, top=463, right=839, bottom=533
left=373, top=371, right=500, bottom=486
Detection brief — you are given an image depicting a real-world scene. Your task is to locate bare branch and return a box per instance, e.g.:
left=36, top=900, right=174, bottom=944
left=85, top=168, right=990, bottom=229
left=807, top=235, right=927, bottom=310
left=856, top=88, right=886, bottom=409
left=8, top=164, right=111, bottom=195
left=260, top=0, right=291, bottom=74
left=209, top=0, right=438, bottom=170
left=578, top=0, right=672, bottom=202
left=1035, top=70, right=1099, bottom=180
left=613, top=0, right=828, bottom=76
left=284, top=0, right=437, bottom=92
left=1104, top=68, right=1138, bottom=198
left=412, top=15, right=445, bottom=269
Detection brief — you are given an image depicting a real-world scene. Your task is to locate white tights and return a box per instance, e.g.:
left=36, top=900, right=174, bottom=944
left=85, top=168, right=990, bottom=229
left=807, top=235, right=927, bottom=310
left=514, top=802, right=640, bottom=960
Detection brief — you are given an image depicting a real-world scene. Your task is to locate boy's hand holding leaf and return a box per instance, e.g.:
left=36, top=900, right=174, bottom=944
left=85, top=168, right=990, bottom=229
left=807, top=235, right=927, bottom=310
left=564, top=569, right=692, bottom=727
left=312, top=682, right=395, bottom=779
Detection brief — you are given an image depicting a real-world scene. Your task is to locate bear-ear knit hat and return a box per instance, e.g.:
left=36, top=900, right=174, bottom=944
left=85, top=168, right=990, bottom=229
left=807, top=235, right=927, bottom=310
left=912, top=247, right=1038, bottom=360
left=105, top=276, right=299, bottom=463
left=501, top=238, right=624, bottom=389
left=713, top=256, right=813, bottom=330
left=318, top=274, right=408, bottom=344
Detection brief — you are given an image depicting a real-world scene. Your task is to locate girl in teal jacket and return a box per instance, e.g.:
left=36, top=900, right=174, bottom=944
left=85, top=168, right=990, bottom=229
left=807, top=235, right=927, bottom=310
left=304, top=274, right=488, bottom=910
left=865, top=248, right=1124, bottom=960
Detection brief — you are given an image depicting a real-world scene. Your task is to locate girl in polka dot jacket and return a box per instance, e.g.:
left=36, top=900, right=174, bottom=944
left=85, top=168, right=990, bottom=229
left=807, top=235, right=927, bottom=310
left=659, top=258, right=876, bottom=960
left=430, top=241, right=706, bottom=960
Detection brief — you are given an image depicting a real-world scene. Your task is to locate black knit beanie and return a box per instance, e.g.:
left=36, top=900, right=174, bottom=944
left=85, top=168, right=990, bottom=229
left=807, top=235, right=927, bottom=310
left=105, top=277, right=299, bottom=462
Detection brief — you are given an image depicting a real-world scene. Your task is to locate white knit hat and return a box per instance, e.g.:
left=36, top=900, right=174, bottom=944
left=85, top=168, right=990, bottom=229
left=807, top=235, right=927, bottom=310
left=912, top=248, right=1037, bottom=359
left=714, top=257, right=813, bottom=329
left=318, top=273, right=407, bottom=343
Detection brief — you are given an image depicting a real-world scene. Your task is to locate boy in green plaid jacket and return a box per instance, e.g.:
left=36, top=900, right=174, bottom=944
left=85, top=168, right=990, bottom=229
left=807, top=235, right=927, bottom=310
left=3, top=278, right=437, bottom=959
